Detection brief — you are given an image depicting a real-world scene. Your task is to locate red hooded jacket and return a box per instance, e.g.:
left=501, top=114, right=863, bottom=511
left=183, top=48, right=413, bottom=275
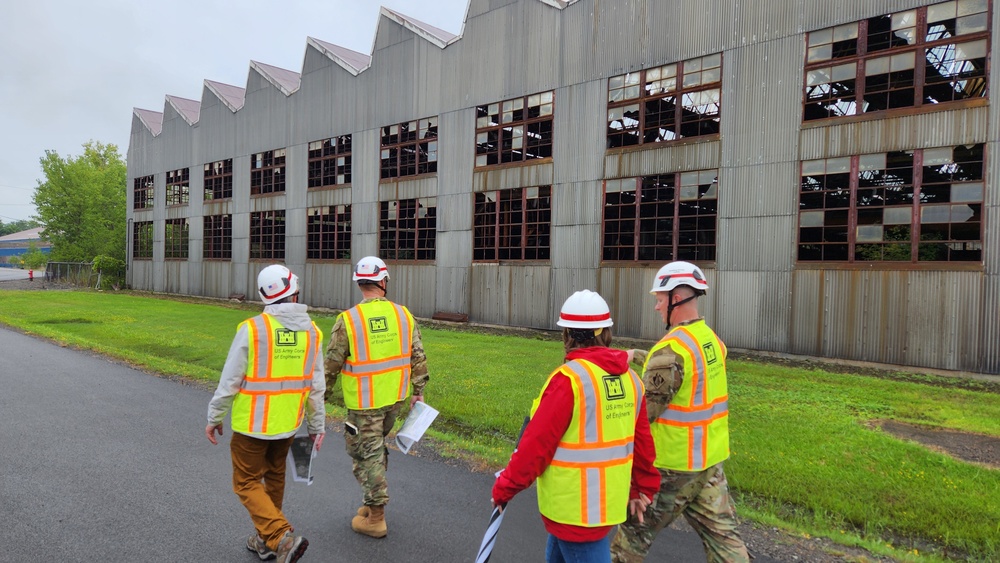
left=491, top=346, right=660, bottom=542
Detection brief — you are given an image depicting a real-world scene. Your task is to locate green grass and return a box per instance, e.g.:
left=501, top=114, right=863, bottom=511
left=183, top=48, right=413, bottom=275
left=0, top=290, right=998, bottom=561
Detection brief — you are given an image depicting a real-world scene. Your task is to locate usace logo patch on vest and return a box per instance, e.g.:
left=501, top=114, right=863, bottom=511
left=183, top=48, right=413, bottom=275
left=368, top=317, right=389, bottom=333
left=275, top=329, right=298, bottom=346
left=602, top=375, right=626, bottom=400
left=702, top=342, right=718, bottom=364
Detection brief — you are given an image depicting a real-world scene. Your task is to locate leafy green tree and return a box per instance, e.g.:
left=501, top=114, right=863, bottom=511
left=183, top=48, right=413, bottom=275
left=20, top=241, right=49, bottom=270
left=32, top=141, right=126, bottom=263
left=0, top=219, right=40, bottom=237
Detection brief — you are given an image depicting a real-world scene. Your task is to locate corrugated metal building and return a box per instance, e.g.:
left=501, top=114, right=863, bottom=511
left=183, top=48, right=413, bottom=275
left=127, top=0, right=999, bottom=374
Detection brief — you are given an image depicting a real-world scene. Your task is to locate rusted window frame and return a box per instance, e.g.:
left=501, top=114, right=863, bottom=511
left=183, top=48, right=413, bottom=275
left=379, top=197, right=437, bottom=261
left=133, top=175, right=154, bottom=210
left=803, top=0, right=991, bottom=122
left=606, top=55, right=722, bottom=149
left=204, top=159, right=233, bottom=201
left=307, top=204, right=352, bottom=261
left=308, top=135, right=353, bottom=188
left=249, top=210, right=286, bottom=261
left=476, top=92, right=554, bottom=168
left=250, top=149, right=286, bottom=196
left=203, top=214, right=232, bottom=260
left=380, top=119, right=438, bottom=180
left=602, top=171, right=719, bottom=263
left=164, top=218, right=189, bottom=260
left=132, top=221, right=153, bottom=259
left=473, top=186, right=551, bottom=261
left=797, top=143, right=986, bottom=263
left=165, top=168, right=190, bottom=207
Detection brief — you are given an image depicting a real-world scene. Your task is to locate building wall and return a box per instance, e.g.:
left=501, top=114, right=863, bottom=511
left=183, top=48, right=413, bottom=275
left=127, top=0, right=998, bottom=374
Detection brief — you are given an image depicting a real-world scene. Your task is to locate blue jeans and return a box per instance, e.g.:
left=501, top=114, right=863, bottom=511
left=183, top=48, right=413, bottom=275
left=546, top=532, right=611, bottom=563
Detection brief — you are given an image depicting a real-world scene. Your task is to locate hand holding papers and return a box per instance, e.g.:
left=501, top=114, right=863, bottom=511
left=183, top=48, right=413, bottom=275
left=287, top=436, right=317, bottom=485
left=395, top=400, right=439, bottom=455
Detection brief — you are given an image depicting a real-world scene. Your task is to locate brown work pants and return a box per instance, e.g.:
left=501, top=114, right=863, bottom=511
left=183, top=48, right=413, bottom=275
left=230, top=432, right=294, bottom=551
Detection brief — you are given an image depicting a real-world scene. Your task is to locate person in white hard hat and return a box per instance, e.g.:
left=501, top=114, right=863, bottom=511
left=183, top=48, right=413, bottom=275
left=492, top=290, right=659, bottom=563
left=206, top=264, right=325, bottom=563
left=324, top=256, right=429, bottom=538
left=611, top=262, right=749, bottom=563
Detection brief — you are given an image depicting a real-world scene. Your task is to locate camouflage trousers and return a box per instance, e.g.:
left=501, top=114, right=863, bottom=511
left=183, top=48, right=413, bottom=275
left=611, top=463, right=749, bottom=563
left=345, top=401, right=402, bottom=507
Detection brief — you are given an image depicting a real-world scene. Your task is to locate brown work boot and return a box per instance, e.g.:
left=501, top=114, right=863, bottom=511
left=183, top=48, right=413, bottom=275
left=351, top=504, right=387, bottom=538
left=356, top=505, right=369, bottom=517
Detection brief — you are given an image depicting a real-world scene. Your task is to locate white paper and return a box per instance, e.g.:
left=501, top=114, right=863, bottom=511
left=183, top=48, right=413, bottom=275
left=287, top=436, right=317, bottom=485
left=395, top=401, right=439, bottom=455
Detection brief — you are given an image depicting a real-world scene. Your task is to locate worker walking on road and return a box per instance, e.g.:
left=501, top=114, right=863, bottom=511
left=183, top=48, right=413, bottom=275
left=206, top=264, right=325, bottom=563
left=492, top=290, right=660, bottom=563
left=611, top=261, right=749, bottom=563
left=324, top=256, right=429, bottom=539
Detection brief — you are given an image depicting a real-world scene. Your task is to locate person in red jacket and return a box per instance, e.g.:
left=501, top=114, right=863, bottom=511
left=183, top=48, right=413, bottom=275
left=492, top=290, right=660, bottom=563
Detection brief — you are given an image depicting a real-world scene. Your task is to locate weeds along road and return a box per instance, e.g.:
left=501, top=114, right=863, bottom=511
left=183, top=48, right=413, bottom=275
left=0, top=326, right=777, bottom=562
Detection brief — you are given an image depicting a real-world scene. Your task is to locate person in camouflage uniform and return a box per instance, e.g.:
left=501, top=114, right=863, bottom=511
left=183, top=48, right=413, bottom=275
left=611, top=261, right=749, bottom=563
left=324, top=256, right=429, bottom=539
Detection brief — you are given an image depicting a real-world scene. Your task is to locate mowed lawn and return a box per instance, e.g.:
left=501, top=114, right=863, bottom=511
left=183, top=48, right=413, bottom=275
left=0, top=290, right=997, bottom=562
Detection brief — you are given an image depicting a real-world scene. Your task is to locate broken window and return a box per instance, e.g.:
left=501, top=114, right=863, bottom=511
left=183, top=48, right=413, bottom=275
left=250, top=149, right=286, bottom=195
left=133, top=175, right=154, bottom=210
left=249, top=210, right=285, bottom=260
left=804, top=0, right=989, bottom=121
left=204, top=159, right=233, bottom=201
left=203, top=214, right=232, bottom=260
left=308, top=135, right=352, bottom=188
left=380, top=119, right=437, bottom=179
left=132, top=221, right=153, bottom=259
left=165, top=168, right=190, bottom=206
left=798, top=144, right=983, bottom=262
left=473, top=187, right=551, bottom=261
left=477, top=92, right=554, bottom=167
left=164, top=218, right=189, bottom=259
left=379, top=198, right=436, bottom=261
left=607, top=54, right=721, bottom=149
left=603, top=171, right=718, bottom=262
left=307, top=205, right=351, bottom=260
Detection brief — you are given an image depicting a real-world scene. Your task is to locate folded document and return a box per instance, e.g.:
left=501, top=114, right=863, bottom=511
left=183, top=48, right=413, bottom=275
left=395, top=401, right=439, bottom=455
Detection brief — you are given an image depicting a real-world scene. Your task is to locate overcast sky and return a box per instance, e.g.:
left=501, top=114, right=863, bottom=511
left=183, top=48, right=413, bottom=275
left=0, top=0, right=468, bottom=224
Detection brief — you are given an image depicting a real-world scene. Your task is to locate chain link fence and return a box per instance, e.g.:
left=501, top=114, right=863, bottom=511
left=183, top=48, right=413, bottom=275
left=44, top=262, right=126, bottom=290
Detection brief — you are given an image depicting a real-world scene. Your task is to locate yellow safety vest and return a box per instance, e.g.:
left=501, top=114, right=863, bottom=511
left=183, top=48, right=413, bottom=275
left=231, top=314, right=322, bottom=436
left=341, top=299, right=415, bottom=410
left=646, top=319, right=730, bottom=471
left=534, top=359, right=644, bottom=527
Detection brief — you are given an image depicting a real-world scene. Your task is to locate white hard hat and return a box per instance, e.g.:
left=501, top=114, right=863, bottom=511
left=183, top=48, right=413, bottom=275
left=353, top=256, right=390, bottom=282
left=257, top=264, right=299, bottom=304
left=557, top=290, right=614, bottom=329
left=650, top=261, right=709, bottom=294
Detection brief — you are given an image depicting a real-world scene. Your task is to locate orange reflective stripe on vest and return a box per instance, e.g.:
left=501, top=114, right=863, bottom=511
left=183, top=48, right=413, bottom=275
left=535, top=359, right=643, bottom=527
left=647, top=320, right=730, bottom=471
left=341, top=300, right=414, bottom=410
left=233, top=314, right=321, bottom=436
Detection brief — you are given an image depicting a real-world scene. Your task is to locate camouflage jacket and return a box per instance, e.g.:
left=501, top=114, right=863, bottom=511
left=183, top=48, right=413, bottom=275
left=631, top=319, right=711, bottom=422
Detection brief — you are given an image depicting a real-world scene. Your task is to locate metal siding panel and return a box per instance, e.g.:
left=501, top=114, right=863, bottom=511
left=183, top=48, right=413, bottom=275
left=473, top=163, right=554, bottom=192
left=719, top=162, right=798, bottom=219
left=520, top=0, right=562, bottom=95
left=714, top=270, right=788, bottom=352
left=551, top=224, right=600, bottom=269
left=435, top=266, right=471, bottom=314
left=789, top=270, right=821, bottom=355
left=604, top=141, right=721, bottom=180
left=471, top=263, right=505, bottom=324
left=553, top=81, right=605, bottom=184
left=303, top=263, right=354, bottom=311
left=799, top=107, right=992, bottom=160
left=201, top=261, right=233, bottom=300
left=437, top=193, right=474, bottom=233
left=729, top=0, right=802, bottom=47
left=552, top=181, right=601, bottom=227
left=506, top=264, right=552, bottom=328
left=718, top=216, right=796, bottom=271
left=599, top=266, right=659, bottom=340
left=986, top=140, right=1000, bottom=275
left=722, top=35, right=802, bottom=168
left=389, top=264, right=437, bottom=318
left=983, top=275, right=1000, bottom=373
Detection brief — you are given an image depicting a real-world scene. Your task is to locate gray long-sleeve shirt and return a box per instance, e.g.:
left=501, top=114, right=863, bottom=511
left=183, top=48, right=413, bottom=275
left=207, top=303, right=327, bottom=438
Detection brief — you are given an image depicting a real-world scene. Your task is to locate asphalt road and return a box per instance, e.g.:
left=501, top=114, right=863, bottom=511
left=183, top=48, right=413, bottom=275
left=0, top=267, right=31, bottom=281
left=0, top=326, right=776, bottom=562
